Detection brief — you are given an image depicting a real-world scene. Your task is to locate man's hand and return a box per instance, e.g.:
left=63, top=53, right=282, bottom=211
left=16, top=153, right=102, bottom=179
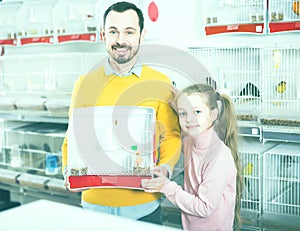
left=64, top=179, right=85, bottom=193
left=63, top=168, right=86, bottom=193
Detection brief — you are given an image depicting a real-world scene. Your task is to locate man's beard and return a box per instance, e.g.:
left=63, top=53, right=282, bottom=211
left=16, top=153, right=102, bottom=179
left=110, top=42, right=140, bottom=64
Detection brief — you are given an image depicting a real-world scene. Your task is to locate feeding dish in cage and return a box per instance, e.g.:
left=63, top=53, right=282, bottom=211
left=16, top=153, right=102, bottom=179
left=67, top=106, right=156, bottom=190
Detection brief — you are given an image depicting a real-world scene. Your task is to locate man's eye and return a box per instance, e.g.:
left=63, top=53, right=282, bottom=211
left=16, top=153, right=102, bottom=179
left=109, top=31, right=117, bottom=35
left=126, top=31, right=134, bottom=35
left=195, top=110, right=201, bottom=115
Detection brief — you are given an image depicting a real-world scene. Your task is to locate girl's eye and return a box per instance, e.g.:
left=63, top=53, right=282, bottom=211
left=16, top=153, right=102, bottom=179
left=195, top=110, right=201, bottom=115
left=179, top=111, right=186, bottom=117
left=126, top=31, right=134, bottom=35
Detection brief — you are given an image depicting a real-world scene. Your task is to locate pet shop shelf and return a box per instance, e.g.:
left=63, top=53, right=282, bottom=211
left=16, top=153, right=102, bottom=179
left=0, top=52, right=106, bottom=120
left=0, top=122, right=66, bottom=176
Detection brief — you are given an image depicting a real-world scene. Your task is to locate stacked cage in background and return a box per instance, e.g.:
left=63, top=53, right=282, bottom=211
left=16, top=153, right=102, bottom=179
left=260, top=47, right=300, bottom=143
left=203, top=0, right=265, bottom=25
left=268, top=0, right=300, bottom=23
left=189, top=47, right=261, bottom=120
left=203, top=0, right=265, bottom=35
left=189, top=46, right=300, bottom=126
left=203, top=0, right=300, bottom=35
left=261, top=48, right=300, bottom=118
left=263, top=142, right=300, bottom=217
left=188, top=46, right=300, bottom=228
left=239, top=138, right=278, bottom=222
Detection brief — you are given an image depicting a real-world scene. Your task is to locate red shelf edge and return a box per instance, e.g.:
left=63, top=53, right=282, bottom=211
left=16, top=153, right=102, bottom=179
left=68, top=175, right=152, bottom=190
left=205, top=23, right=264, bottom=35
left=0, top=39, right=17, bottom=46
left=20, top=36, right=54, bottom=45
left=57, top=33, right=96, bottom=43
left=269, top=21, right=300, bottom=33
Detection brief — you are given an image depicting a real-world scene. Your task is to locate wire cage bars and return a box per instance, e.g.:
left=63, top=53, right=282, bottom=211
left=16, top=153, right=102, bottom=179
left=261, top=47, right=300, bottom=117
left=263, top=142, right=300, bottom=216
left=189, top=47, right=261, bottom=119
left=239, top=138, right=278, bottom=219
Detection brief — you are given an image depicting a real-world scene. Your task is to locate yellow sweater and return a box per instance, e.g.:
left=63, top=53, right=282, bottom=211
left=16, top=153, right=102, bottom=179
left=62, top=65, right=181, bottom=206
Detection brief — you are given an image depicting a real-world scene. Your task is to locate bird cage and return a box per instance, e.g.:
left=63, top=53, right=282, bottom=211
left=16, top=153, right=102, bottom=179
left=67, top=106, right=156, bottom=190
left=16, top=0, right=57, bottom=45
left=238, top=138, right=278, bottom=221
left=263, top=143, right=300, bottom=217
left=189, top=47, right=261, bottom=120
left=261, top=48, right=300, bottom=120
left=268, top=0, right=300, bottom=33
left=0, top=1, right=22, bottom=45
left=203, top=0, right=266, bottom=35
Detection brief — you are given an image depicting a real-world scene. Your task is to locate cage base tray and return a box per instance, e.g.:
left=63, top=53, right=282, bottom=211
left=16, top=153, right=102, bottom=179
left=68, top=175, right=151, bottom=190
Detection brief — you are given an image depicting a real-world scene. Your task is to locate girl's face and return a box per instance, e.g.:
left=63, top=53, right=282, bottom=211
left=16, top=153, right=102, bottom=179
left=177, top=93, right=217, bottom=136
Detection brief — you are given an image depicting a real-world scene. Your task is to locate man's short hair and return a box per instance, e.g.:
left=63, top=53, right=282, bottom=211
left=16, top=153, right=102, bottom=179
left=103, top=1, right=144, bottom=33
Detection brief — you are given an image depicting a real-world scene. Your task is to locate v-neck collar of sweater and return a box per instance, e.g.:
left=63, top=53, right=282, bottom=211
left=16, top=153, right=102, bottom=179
left=104, top=57, right=142, bottom=77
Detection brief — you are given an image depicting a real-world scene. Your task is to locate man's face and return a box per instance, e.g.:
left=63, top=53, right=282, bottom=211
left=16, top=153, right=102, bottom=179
left=103, top=9, right=144, bottom=64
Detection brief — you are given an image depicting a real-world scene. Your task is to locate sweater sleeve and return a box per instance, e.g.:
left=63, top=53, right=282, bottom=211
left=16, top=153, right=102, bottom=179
left=155, top=97, right=182, bottom=174
left=61, top=75, right=85, bottom=173
left=161, top=146, right=236, bottom=217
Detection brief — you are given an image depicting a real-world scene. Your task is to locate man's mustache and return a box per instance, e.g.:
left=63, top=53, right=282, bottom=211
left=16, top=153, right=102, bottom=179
left=112, top=43, right=131, bottom=50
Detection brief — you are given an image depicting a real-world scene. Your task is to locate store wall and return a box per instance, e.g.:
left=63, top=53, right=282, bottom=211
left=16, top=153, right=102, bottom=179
left=143, top=0, right=203, bottom=46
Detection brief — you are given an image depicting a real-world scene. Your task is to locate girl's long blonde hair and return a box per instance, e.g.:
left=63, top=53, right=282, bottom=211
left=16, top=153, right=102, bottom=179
left=180, top=83, right=243, bottom=230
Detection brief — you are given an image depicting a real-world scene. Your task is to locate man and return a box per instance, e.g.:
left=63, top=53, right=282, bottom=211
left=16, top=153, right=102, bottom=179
left=62, top=1, right=181, bottom=224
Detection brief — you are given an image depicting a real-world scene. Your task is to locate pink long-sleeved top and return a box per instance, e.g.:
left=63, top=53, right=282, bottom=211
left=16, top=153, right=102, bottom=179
left=161, top=127, right=237, bottom=231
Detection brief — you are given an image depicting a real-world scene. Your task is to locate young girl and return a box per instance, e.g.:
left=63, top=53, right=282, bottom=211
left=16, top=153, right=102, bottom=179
left=142, top=84, right=243, bottom=231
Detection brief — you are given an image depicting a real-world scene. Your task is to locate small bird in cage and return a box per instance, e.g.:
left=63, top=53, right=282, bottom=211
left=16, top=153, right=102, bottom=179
left=239, top=82, right=260, bottom=97
left=273, top=50, right=282, bottom=69
left=243, top=162, right=257, bottom=200
left=236, top=82, right=260, bottom=104
left=273, top=81, right=286, bottom=106
left=292, top=1, right=300, bottom=16
left=275, top=81, right=287, bottom=94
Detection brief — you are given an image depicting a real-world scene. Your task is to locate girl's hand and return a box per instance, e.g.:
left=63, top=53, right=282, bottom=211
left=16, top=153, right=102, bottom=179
left=141, top=166, right=170, bottom=192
